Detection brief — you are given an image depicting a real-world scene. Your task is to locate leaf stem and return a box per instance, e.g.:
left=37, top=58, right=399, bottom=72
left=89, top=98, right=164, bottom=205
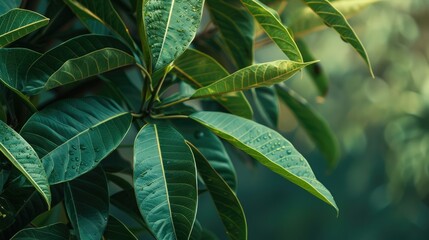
left=147, top=68, right=170, bottom=111
left=150, top=114, right=189, bottom=119
left=153, top=97, right=191, bottom=110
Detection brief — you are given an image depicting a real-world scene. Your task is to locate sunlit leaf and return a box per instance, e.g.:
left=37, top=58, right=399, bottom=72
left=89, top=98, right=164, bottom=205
left=11, top=223, right=69, bottom=240
left=190, top=111, right=338, bottom=212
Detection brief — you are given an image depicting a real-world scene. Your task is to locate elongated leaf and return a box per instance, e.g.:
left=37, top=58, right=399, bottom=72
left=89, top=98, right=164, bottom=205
left=189, top=144, right=247, bottom=240
left=0, top=0, right=21, bottom=15
left=192, top=60, right=313, bottom=98
left=65, top=167, right=109, bottom=240
left=144, top=0, right=204, bottom=71
left=20, top=97, right=132, bottom=184
left=0, top=121, right=51, bottom=209
left=190, top=111, right=338, bottom=212
left=134, top=123, right=197, bottom=240
left=110, top=190, right=148, bottom=231
left=242, top=0, right=302, bottom=62
left=174, top=49, right=253, bottom=119
left=11, top=223, right=69, bottom=240
left=207, top=0, right=254, bottom=68
left=0, top=9, right=49, bottom=47
left=301, top=0, right=373, bottom=76
left=64, top=0, right=135, bottom=48
left=23, top=35, right=135, bottom=95
left=104, top=216, right=138, bottom=240
left=276, top=85, right=339, bottom=169
left=189, top=220, right=202, bottom=240
left=246, top=87, right=279, bottom=129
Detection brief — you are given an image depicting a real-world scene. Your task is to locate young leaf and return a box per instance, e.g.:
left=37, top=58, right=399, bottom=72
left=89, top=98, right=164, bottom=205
left=20, top=97, right=132, bottom=184
left=241, top=0, right=303, bottom=62
left=134, top=123, right=197, bottom=240
left=0, top=9, right=49, bottom=47
left=64, top=167, right=109, bottom=240
left=104, top=216, right=138, bottom=240
left=10, top=223, right=69, bottom=240
left=0, top=121, right=51, bottom=209
left=143, top=0, right=204, bottom=71
left=276, top=85, right=340, bottom=169
left=23, top=34, right=135, bottom=95
left=0, top=0, right=21, bottom=15
left=206, top=0, right=255, bottom=68
left=190, top=111, right=338, bottom=213
left=192, top=60, right=314, bottom=98
left=174, top=49, right=253, bottom=119
left=301, top=0, right=374, bottom=77
left=188, top=144, right=247, bottom=240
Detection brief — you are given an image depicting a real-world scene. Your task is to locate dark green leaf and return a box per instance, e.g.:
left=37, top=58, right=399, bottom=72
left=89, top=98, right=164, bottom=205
left=0, top=0, right=21, bottom=15
left=104, top=216, right=138, bottom=240
left=134, top=123, right=197, bottom=240
left=110, top=190, right=148, bottom=230
left=10, top=223, right=69, bottom=240
left=190, top=111, right=338, bottom=213
left=189, top=220, right=202, bottom=240
left=20, top=96, right=132, bottom=184
left=246, top=87, right=279, bottom=129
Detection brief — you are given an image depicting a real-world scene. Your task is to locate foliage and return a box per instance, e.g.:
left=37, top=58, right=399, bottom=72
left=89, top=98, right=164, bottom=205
left=0, top=0, right=374, bottom=239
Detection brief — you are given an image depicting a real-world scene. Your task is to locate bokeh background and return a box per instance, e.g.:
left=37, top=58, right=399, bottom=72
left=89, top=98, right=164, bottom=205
left=199, top=0, right=429, bottom=239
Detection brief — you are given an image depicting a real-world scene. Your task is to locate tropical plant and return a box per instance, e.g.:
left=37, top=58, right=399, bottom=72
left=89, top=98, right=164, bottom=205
left=0, top=0, right=375, bottom=239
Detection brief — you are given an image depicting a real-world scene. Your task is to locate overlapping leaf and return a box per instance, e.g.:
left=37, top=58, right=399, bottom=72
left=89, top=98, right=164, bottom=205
left=0, top=121, right=51, bottom=208
left=0, top=9, right=49, bottom=47
left=190, top=111, right=338, bottom=213
left=11, top=223, right=69, bottom=240
left=246, top=87, right=279, bottom=129
left=20, top=97, right=132, bottom=184
left=192, top=60, right=313, bottom=98
left=0, top=0, right=21, bottom=15
left=104, top=216, right=137, bottom=240
left=134, top=123, right=197, bottom=240
left=23, top=34, right=135, bottom=95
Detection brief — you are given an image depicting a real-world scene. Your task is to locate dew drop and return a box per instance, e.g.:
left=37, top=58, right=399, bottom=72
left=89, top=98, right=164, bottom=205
left=71, top=145, right=77, bottom=150
left=194, top=131, right=204, bottom=139
left=80, top=144, right=87, bottom=150
left=286, top=150, right=292, bottom=155
left=68, top=150, right=74, bottom=155
left=94, top=147, right=100, bottom=152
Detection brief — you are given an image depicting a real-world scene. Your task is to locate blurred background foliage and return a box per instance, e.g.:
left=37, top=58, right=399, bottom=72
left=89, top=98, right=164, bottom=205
left=199, top=0, right=429, bottom=239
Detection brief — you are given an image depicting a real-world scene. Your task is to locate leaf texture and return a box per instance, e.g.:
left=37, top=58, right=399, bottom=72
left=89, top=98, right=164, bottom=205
left=0, top=0, right=21, bottom=15
left=11, top=223, right=69, bottom=240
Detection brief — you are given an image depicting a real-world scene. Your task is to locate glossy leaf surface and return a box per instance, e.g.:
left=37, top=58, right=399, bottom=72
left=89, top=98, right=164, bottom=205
left=11, top=223, right=69, bottom=240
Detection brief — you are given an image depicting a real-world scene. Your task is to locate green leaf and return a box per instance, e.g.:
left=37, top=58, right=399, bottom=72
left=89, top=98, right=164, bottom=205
left=23, top=34, right=135, bottom=95
left=10, top=223, right=69, bottom=240
left=241, top=0, right=303, bottom=62
left=189, top=144, right=247, bottom=240
left=276, top=85, right=339, bottom=169
left=0, top=9, right=49, bottom=48
left=246, top=87, right=279, bottom=129
left=0, top=121, right=51, bottom=209
left=189, top=220, right=202, bottom=240
left=110, top=190, right=148, bottom=231
left=301, top=0, right=374, bottom=77
left=0, top=0, right=21, bottom=15
left=174, top=49, right=253, bottom=119
left=206, top=0, right=255, bottom=68
left=20, top=96, right=132, bottom=184
left=64, top=0, right=135, bottom=48
left=104, top=216, right=138, bottom=240
left=190, top=111, right=338, bottom=213
left=133, top=123, right=197, bottom=240
left=192, top=60, right=313, bottom=98
left=64, top=167, right=109, bottom=240
left=143, top=0, right=204, bottom=71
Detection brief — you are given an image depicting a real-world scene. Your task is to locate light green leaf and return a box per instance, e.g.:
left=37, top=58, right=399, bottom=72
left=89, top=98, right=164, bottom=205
left=301, top=0, right=374, bottom=77
left=0, top=121, right=51, bottom=209
left=134, top=123, right=197, bottom=240
left=241, top=0, right=303, bottom=62
left=23, top=34, right=135, bottom=95
left=276, top=85, right=339, bottom=169
left=144, top=0, right=204, bottom=71
left=0, top=9, right=49, bottom=48
left=190, top=111, right=338, bottom=213
left=20, top=96, right=132, bottom=184
left=104, top=216, right=138, bottom=240
left=207, top=0, right=255, bottom=68
left=0, top=0, right=21, bottom=15
left=189, top=144, right=247, bottom=240
left=174, top=49, right=253, bottom=119
left=64, top=167, right=109, bottom=240
left=192, top=60, right=313, bottom=98
left=11, top=223, right=69, bottom=240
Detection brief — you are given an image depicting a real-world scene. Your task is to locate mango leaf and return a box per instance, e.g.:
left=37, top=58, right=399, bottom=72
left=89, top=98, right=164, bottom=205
left=134, top=123, right=197, bottom=240
left=0, top=121, right=51, bottom=209
left=64, top=0, right=135, bottom=48
left=276, top=85, right=340, bottom=169
left=104, top=216, right=138, bottom=240
left=10, top=223, right=69, bottom=240
left=192, top=60, right=313, bottom=98
left=0, top=0, right=21, bottom=15
left=241, top=0, right=303, bottom=62
left=189, top=220, right=202, bottom=240
left=301, top=0, right=374, bottom=77
left=143, top=0, right=204, bottom=71
left=64, top=167, right=109, bottom=240
left=189, top=144, right=247, bottom=240
left=23, top=34, right=135, bottom=95
left=20, top=97, right=132, bottom=184
left=206, top=0, right=255, bottom=68
left=174, top=49, right=253, bottom=119
left=246, top=87, right=279, bottom=129
left=190, top=111, right=338, bottom=213
left=0, top=9, right=49, bottom=48
left=110, top=190, right=148, bottom=231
